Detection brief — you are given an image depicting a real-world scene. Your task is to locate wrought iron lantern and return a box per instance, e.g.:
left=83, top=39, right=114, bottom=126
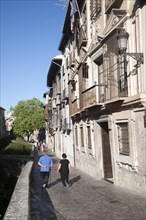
left=117, top=29, right=144, bottom=65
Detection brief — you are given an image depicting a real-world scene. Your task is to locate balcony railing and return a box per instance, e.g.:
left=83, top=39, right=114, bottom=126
left=98, top=79, right=128, bottom=103
left=81, top=85, right=101, bottom=110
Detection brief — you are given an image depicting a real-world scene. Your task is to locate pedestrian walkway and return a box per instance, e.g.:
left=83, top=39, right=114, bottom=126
left=30, top=149, right=146, bottom=220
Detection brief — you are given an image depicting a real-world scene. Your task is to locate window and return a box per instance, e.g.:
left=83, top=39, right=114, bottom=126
left=82, top=63, right=88, bottom=79
left=78, top=2, right=87, bottom=48
left=75, top=126, right=78, bottom=147
left=117, top=122, right=130, bottom=155
left=87, top=125, right=92, bottom=149
left=94, top=56, right=104, bottom=102
left=62, top=65, right=65, bottom=76
left=118, top=55, right=128, bottom=97
left=80, top=126, right=84, bottom=148
left=82, top=63, right=89, bottom=90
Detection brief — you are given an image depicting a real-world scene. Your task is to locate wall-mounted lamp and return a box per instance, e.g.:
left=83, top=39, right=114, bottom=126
left=117, top=29, right=144, bottom=66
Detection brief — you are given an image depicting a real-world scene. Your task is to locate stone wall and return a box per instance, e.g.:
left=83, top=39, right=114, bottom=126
left=3, top=161, right=33, bottom=220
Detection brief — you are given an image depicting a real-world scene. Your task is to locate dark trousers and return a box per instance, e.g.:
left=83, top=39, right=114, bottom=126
left=40, top=172, right=50, bottom=186
left=60, top=172, right=69, bottom=186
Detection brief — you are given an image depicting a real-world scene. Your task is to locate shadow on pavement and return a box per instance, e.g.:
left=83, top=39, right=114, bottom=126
left=30, top=150, right=62, bottom=220
left=48, top=178, right=61, bottom=188
left=69, top=175, right=81, bottom=186
left=47, top=175, right=81, bottom=189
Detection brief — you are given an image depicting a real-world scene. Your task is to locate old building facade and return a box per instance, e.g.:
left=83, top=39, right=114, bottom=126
left=46, top=0, right=146, bottom=193
left=46, top=55, right=74, bottom=165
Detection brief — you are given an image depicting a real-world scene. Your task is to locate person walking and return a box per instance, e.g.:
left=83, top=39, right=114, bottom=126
left=38, top=150, right=53, bottom=188
left=57, top=153, right=71, bottom=188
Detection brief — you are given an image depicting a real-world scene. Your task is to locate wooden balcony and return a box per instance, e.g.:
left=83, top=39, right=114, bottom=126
left=56, top=87, right=61, bottom=95
left=62, top=118, right=71, bottom=131
left=70, top=98, right=80, bottom=117
left=56, top=94, right=61, bottom=105
left=52, top=98, right=57, bottom=109
left=44, top=104, right=49, bottom=121
left=81, top=85, right=102, bottom=110
left=69, top=53, right=75, bottom=67
left=100, top=78, right=128, bottom=104
left=62, top=88, right=69, bottom=100
left=48, top=100, right=52, bottom=110
left=78, top=25, right=87, bottom=48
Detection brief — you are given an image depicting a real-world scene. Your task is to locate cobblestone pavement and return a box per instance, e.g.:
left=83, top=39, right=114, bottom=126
left=30, top=149, right=146, bottom=220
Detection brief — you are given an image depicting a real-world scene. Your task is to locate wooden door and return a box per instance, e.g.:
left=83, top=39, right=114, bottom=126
left=101, top=122, right=113, bottom=179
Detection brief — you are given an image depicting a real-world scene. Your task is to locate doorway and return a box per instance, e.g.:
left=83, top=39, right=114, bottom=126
left=100, top=122, right=113, bottom=182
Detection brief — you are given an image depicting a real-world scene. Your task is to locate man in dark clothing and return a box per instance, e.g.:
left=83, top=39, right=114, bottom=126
left=57, top=153, right=71, bottom=187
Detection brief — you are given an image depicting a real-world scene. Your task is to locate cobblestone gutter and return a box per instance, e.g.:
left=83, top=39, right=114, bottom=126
left=3, top=161, right=33, bottom=220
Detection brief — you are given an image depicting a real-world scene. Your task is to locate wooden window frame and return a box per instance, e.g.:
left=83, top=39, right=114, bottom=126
left=75, top=126, right=78, bottom=147
left=117, top=122, right=130, bottom=156
left=80, top=126, right=84, bottom=148
left=87, top=124, right=92, bottom=150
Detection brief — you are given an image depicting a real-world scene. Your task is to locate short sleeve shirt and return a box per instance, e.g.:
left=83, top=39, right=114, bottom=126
left=38, top=155, right=53, bottom=172
left=59, top=159, right=70, bottom=174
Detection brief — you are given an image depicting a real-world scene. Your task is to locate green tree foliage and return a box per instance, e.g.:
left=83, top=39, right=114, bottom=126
left=13, top=98, right=45, bottom=139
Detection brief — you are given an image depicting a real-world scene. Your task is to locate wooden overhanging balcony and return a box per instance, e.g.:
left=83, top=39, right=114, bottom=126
left=48, top=111, right=52, bottom=126
left=81, top=84, right=102, bottom=110
left=44, top=104, right=49, bottom=121
left=62, top=118, right=71, bottom=131
left=48, top=100, right=52, bottom=110
left=99, top=79, right=128, bottom=106
left=56, top=94, right=61, bottom=105
left=78, top=25, right=87, bottom=48
left=70, top=98, right=80, bottom=117
left=56, top=86, right=61, bottom=95
left=69, top=53, right=75, bottom=67
left=57, top=118, right=61, bottom=127
left=52, top=98, right=57, bottom=109
left=62, top=88, right=69, bottom=100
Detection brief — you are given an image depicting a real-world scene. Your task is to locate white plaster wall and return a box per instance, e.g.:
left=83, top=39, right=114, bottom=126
left=112, top=110, right=146, bottom=193
left=74, top=119, right=104, bottom=180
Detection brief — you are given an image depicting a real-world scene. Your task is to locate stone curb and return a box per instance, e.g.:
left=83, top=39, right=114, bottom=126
left=3, top=161, right=33, bottom=220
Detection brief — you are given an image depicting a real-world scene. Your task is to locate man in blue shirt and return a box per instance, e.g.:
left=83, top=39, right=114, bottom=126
left=38, top=152, right=53, bottom=188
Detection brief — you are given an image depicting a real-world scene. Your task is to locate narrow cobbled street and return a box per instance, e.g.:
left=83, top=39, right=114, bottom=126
left=30, top=149, right=146, bottom=220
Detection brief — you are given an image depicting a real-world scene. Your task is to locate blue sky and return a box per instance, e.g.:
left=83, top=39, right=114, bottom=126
left=0, top=0, right=67, bottom=113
